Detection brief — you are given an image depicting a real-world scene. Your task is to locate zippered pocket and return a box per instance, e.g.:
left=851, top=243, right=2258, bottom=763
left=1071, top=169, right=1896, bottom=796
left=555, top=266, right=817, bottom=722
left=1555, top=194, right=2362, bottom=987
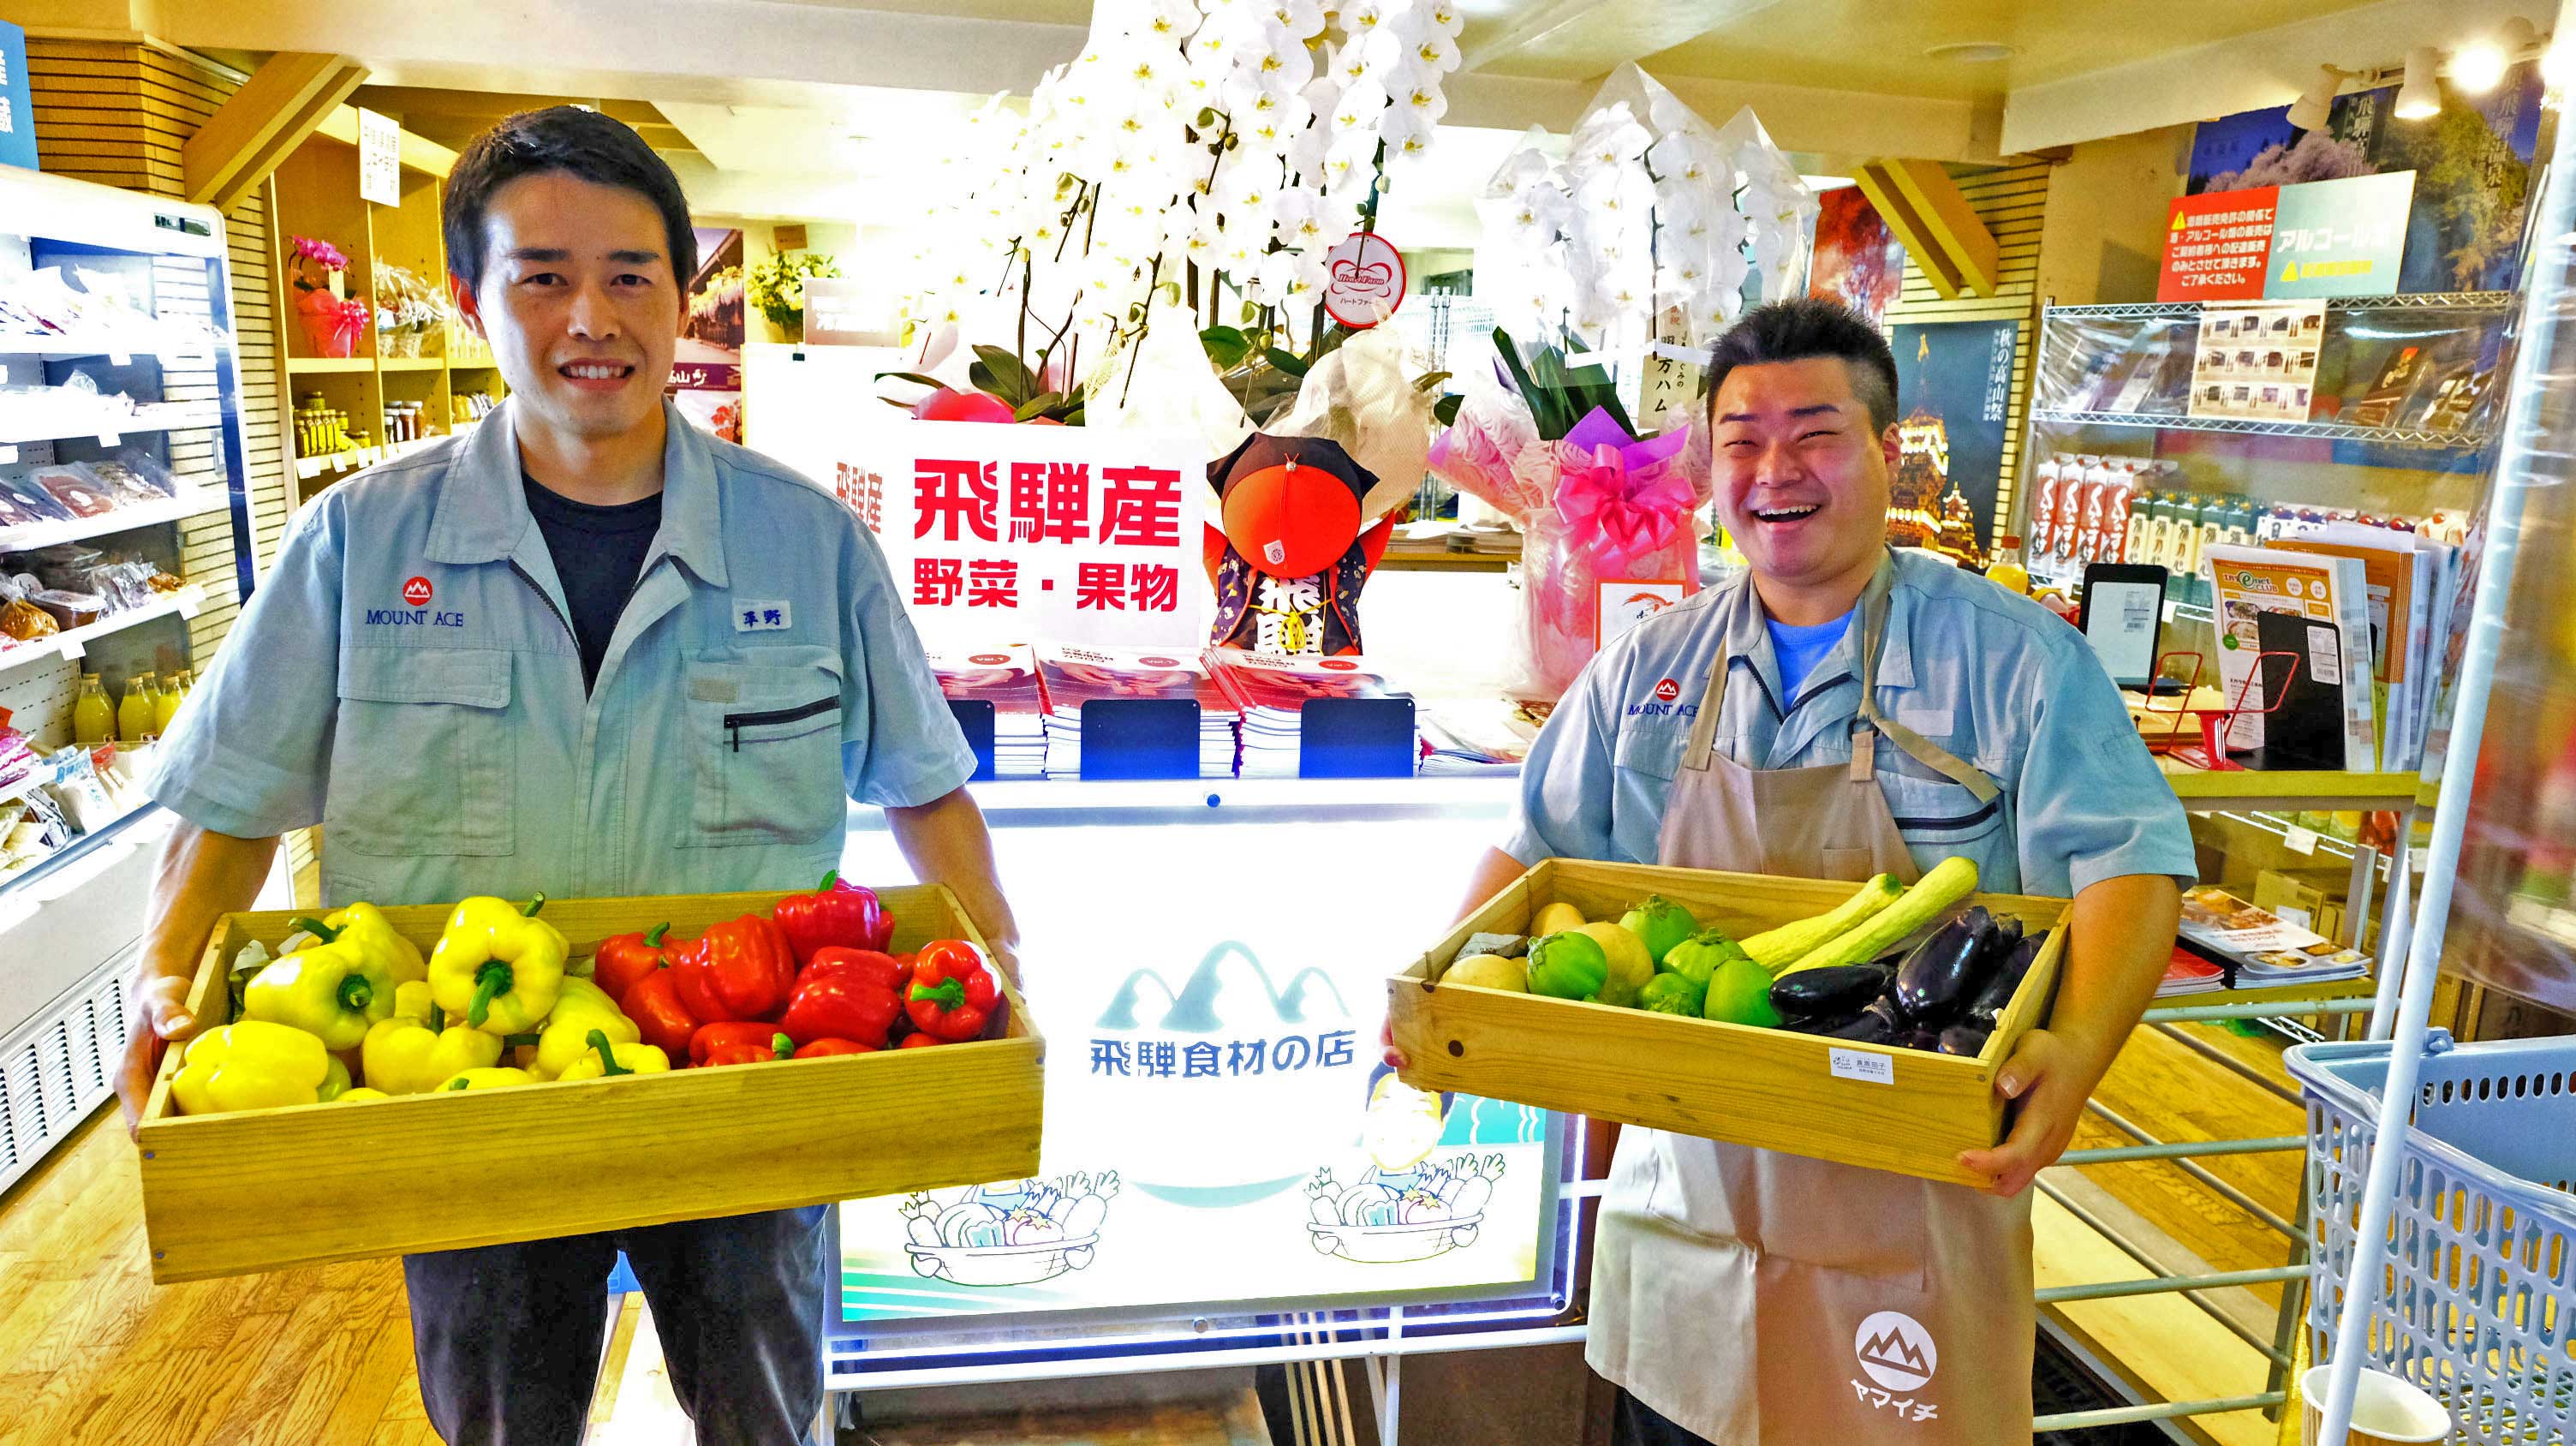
left=724, top=695, right=838, bottom=751
left=686, top=654, right=847, bottom=848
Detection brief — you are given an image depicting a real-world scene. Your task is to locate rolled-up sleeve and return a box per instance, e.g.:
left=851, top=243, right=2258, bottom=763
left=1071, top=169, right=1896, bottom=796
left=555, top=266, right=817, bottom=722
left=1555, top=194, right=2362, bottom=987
left=2013, top=638, right=2200, bottom=898
left=147, top=496, right=344, bottom=838
left=1500, top=662, right=1620, bottom=865
left=840, top=519, right=975, bottom=809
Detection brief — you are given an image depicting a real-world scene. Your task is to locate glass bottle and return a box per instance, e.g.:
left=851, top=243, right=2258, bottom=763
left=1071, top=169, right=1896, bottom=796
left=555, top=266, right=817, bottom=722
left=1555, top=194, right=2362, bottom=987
left=72, top=673, right=115, bottom=746
left=119, top=670, right=158, bottom=743
left=153, top=669, right=185, bottom=735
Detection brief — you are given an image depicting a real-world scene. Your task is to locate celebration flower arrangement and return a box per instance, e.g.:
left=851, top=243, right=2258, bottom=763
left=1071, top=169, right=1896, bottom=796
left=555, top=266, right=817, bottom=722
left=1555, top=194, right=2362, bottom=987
left=885, top=0, right=1465, bottom=431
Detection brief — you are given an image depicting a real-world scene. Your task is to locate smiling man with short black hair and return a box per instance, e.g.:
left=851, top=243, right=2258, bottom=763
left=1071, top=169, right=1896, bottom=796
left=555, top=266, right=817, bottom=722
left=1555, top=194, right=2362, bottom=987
left=120, top=106, right=1018, bottom=1445
left=1449, top=297, right=2196, bottom=1443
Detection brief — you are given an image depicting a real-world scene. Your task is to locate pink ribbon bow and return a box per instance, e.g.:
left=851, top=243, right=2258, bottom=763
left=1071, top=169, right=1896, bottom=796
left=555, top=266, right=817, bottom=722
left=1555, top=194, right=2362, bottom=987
left=1553, top=442, right=1696, bottom=573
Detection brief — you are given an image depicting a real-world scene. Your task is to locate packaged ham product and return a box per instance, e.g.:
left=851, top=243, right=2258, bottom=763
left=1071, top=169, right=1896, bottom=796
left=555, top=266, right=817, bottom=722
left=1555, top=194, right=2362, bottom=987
left=0, top=471, right=75, bottom=529
left=33, top=465, right=116, bottom=519
left=86, top=456, right=176, bottom=505
left=30, top=589, right=104, bottom=628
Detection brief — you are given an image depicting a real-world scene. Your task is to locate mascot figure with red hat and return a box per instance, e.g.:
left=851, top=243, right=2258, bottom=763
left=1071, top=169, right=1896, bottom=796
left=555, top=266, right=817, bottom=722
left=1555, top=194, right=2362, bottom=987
left=1205, top=435, right=1392, bottom=656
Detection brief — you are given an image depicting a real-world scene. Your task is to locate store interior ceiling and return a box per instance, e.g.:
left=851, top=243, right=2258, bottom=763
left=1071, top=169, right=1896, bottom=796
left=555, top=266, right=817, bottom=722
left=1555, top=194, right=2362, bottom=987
left=140, top=0, right=2549, bottom=238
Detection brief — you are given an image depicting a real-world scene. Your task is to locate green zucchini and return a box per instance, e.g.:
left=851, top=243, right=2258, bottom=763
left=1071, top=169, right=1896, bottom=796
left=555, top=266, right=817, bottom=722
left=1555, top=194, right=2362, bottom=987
left=1774, top=856, right=1981, bottom=979
left=1742, top=873, right=1903, bottom=971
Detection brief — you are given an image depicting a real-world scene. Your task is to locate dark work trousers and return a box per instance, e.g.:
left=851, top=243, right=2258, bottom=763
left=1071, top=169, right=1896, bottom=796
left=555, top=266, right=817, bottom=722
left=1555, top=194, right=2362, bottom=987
left=402, top=1204, right=830, bottom=1446
left=1614, top=1389, right=1720, bottom=1446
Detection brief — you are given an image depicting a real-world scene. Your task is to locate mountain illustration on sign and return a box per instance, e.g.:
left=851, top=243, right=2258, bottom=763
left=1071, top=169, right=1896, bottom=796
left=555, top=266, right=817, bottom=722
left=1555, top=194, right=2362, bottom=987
left=1094, top=941, right=1358, bottom=1208
left=1096, top=941, right=1350, bottom=1031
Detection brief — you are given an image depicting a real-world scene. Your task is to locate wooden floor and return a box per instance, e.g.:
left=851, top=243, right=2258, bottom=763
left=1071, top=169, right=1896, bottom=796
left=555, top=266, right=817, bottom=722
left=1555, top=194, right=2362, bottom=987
left=0, top=1022, right=2310, bottom=1445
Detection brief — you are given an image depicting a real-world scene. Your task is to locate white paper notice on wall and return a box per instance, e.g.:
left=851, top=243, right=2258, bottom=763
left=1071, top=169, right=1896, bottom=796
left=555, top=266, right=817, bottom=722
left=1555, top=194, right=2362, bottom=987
left=1828, top=1047, right=1894, bottom=1085
left=359, top=107, right=401, bottom=206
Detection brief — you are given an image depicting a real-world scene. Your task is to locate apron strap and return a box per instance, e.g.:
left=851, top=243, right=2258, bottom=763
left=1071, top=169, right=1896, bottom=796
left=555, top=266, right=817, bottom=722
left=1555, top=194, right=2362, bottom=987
left=1680, top=644, right=1730, bottom=774
left=1852, top=559, right=2006, bottom=805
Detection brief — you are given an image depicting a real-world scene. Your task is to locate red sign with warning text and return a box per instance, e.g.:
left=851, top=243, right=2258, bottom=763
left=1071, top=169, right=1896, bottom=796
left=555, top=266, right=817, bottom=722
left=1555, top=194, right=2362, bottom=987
left=2156, top=186, right=2279, bottom=302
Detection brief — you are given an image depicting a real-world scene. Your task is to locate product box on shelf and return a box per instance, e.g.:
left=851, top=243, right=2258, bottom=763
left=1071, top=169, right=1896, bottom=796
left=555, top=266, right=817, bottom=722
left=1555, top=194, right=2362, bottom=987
left=1386, top=859, right=2067, bottom=1186
left=135, top=883, right=1044, bottom=1283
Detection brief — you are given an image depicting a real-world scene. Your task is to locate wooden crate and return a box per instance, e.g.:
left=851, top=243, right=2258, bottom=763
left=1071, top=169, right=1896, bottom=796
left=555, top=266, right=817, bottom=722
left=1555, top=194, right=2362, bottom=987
left=1386, top=859, right=2068, bottom=1186
left=136, top=884, right=1042, bottom=1282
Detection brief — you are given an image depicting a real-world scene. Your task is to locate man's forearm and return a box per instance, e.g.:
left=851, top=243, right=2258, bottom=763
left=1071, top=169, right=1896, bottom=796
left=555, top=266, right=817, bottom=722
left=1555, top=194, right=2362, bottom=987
left=1453, top=847, right=1531, bottom=924
left=886, top=787, right=1019, bottom=959
left=140, top=823, right=281, bottom=985
left=2049, top=872, right=2182, bottom=1084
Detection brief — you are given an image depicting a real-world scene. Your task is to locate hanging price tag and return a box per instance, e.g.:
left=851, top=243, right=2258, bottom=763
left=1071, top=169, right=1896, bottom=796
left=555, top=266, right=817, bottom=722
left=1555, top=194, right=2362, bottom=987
left=97, top=432, right=121, bottom=447
left=110, top=352, right=131, bottom=367
left=2283, top=825, right=2321, bottom=855
left=0, top=445, right=16, bottom=465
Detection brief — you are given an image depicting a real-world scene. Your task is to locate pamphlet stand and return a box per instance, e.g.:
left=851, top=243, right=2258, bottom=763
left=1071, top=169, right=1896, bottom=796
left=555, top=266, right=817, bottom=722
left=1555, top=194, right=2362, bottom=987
left=1078, top=699, right=1202, bottom=780
left=945, top=700, right=996, bottom=783
left=1299, top=696, right=1418, bottom=779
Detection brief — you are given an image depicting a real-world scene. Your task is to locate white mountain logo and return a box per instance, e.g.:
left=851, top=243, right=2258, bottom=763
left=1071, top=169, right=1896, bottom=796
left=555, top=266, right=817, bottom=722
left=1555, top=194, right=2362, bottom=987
left=1855, top=1310, right=1937, bottom=1392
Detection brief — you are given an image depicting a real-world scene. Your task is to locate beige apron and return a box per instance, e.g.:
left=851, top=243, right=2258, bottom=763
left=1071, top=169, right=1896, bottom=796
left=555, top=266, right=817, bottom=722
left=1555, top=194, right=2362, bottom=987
left=1588, top=569, right=2037, bottom=1444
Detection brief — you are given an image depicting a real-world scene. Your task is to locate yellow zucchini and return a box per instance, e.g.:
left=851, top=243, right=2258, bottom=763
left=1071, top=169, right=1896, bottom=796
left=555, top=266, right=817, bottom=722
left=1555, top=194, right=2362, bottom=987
left=1742, top=873, right=1903, bottom=972
left=1774, top=857, right=1979, bottom=978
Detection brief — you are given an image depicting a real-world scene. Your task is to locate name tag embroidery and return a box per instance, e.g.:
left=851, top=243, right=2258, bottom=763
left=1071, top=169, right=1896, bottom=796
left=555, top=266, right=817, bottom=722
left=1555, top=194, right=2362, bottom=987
left=734, top=601, right=793, bottom=632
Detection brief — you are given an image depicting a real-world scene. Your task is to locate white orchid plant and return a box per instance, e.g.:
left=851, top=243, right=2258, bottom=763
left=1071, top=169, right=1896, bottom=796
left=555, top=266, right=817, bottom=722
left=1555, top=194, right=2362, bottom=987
left=888, top=0, right=1464, bottom=423
left=1476, top=66, right=1819, bottom=360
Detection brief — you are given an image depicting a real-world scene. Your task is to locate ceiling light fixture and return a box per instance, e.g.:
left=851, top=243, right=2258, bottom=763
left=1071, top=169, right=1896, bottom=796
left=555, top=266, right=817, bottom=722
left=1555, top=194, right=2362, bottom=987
left=2287, top=63, right=2351, bottom=130
left=2452, top=37, right=2511, bottom=93
left=1924, top=41, right=2017, bottom=63
left=2394, top=45, right=2444, bottom=119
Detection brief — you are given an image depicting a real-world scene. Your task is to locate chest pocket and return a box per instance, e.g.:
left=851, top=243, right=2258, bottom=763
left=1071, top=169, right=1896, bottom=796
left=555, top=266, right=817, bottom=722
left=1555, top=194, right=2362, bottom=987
left=1874, top=726, right=2007, bottom=851
left=330, top=647, right=516, bottom=857
left=684, top=648, right=848, bottom=848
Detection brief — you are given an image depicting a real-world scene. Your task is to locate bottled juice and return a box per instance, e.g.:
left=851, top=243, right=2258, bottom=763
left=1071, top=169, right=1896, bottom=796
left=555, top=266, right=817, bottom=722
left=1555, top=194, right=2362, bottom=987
left=72, top=674, right=114, bottom=746
left=119, top=671, right=158, bottom=743
left=153, top=670, right=186, bottom=735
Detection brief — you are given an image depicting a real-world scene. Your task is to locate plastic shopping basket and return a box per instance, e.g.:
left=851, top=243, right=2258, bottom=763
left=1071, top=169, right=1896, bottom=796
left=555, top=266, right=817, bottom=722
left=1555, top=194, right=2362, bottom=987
left=2287, top=1030, right=2576, bottom=1446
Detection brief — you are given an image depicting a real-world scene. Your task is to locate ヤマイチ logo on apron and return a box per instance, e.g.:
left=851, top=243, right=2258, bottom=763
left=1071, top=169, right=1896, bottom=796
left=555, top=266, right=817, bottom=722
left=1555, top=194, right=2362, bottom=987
left=1855, top=1310, right=1937, bottom=1391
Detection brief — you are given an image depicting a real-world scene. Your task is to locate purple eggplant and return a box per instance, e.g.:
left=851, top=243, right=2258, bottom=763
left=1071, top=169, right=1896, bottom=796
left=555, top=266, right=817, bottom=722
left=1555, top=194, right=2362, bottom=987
left=1892, top=1026, right=1942, bottom=1053
left=1964, top=933, right=2044, bottom=1030
left=1993, top=914, right=2024, bottom=953
left=1892, top=913, right=1987, bottom=1025
left=1936, top=1023, right=1993, bottom=1056
left=1808, top=997, right=1901, bottom=1044
left=1771, top=963, right=1893, bottom=1019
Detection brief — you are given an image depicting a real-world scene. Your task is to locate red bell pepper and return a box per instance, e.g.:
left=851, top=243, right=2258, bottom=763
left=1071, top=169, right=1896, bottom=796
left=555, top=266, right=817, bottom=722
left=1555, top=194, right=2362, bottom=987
left=906, top=941, right=999, bottom=1043
left=771, top=870, right=892, bottom=964
left=779, top=947, right=905, bottom=1049
left=593, top=922, right=677, bottom=1002
left=794, top=1037, right=876, bottom=1059
left=898, top=1033, right=945, bottom=1049
left=690, top=1021, right=794, bottom=1067
left=673, top=915, right=796, bottom=1022
left=622, top=971, right=701, bottom=1059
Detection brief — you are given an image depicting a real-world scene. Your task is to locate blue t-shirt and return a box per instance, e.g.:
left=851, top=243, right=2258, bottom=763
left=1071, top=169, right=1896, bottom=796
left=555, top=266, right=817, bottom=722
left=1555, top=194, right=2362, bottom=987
left=1765, top=609, right=1852, bottom=698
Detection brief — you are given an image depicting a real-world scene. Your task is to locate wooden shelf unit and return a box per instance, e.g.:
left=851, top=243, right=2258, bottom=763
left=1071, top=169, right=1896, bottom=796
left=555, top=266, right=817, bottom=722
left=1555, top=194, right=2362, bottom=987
left=266, top=114, right=507, bottom=502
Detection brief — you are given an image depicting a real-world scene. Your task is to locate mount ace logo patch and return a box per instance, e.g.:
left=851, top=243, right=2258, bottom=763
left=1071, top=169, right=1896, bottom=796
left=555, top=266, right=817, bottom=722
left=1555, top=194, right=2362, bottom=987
left=1654, top=678, right=1681, bottom=702
left=402, top=576, right=432, bottom=606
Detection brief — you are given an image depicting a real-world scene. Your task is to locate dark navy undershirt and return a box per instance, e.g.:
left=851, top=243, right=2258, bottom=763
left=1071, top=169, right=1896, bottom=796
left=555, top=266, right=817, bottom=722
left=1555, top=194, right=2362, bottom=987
left=522, top=472, right=662, bottom=691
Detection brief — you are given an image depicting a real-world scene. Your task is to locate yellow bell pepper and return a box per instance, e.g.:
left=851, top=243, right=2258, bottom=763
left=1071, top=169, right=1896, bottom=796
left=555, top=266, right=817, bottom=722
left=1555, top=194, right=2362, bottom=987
left=243, top=935, right=405, bottom=1049
left=295, top=902, right=426, bottom=984
left=337, top=1086, right=391, bottom=1103
left=531, top=977, right=639, bottom=1079
left=428, top=893, right=568, bottom=1034
left=361, top=980, right=504, bottom=1095
left=438, top=1067, right=536, bottom=1092
left=554, top=1029, right=671, bottom=1081
left=170, top=1021, right=331, bottom=1115
left=319, top=1056, right=352, bottom=1102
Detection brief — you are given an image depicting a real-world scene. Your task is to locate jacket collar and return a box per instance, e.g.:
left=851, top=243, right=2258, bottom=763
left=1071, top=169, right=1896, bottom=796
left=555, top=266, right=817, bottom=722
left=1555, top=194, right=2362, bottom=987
left=1715, top=549, right=1915, bottom=701
left=424, top=397, right=730, bottom=589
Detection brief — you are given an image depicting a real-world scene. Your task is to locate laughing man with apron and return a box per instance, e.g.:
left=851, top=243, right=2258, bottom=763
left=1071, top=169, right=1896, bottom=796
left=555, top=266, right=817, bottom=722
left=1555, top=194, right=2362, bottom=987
left=1470, top=301, right=2197, bottom=1443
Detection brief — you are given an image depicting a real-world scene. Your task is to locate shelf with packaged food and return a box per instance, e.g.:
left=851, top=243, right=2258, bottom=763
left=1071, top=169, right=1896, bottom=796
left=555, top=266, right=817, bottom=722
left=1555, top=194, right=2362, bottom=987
left=0, top=586, right=204, bottom=682
left=0, top=332, right=234, bottom=362
left=0, top=491, right=231, bottom=553
left=0, top=404, right=226, bottom=448
left=2026, top=408, right=2489, bottom=452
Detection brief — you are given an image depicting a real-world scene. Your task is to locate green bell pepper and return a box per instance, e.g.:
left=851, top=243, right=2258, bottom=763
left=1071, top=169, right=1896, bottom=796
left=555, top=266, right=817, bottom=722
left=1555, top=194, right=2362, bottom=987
left=1525, top=931, right=1610, bottom=1001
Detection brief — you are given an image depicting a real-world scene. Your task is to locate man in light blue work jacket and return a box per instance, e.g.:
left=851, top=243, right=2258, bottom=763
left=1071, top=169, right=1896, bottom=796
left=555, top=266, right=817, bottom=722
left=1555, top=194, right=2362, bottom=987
left=1460, top=301, right=2197, bottom=1445
left=115, top=107, right=1017, bottom=1446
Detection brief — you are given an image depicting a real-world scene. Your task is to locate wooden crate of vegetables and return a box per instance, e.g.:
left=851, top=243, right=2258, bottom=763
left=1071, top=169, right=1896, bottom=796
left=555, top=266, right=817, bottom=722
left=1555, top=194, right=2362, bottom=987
left=134, top=876, right=1041, bottom=1283
left=1386, top=857, right=2066, bottom=1186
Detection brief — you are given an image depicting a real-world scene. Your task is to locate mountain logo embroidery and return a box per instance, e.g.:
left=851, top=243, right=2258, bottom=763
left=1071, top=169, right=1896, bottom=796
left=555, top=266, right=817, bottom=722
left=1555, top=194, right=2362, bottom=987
left=402, top=576, right=432, bottom=606
left=1855, top=1311, right=1936, bottom=1391
left=1654, top=678, right=1681, bottom=702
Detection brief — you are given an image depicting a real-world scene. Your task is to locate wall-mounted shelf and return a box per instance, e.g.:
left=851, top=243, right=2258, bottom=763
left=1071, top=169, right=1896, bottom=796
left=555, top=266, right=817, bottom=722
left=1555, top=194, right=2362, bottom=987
left=2028, top=407, right=2490, bottom=452
left=0, top=492, right=230, bottom=553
